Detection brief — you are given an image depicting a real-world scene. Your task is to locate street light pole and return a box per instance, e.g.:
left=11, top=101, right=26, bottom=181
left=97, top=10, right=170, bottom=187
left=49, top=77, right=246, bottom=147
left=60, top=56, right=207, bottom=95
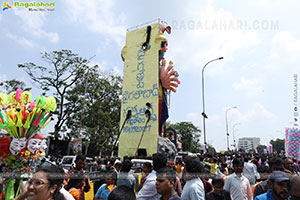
left=225, top=106, right=237, bottom=151
left=202, top=57, right=223, bottom=151
left=79, top=69, right=91, bottom=137
left=232, top=123, right=241, bottom=151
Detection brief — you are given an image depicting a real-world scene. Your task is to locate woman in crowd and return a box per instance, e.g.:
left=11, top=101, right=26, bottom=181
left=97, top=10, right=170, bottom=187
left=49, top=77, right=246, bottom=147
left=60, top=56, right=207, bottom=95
left=94, top=170, right=117, bottom=200
left=15, top=165, right=66, bottom=200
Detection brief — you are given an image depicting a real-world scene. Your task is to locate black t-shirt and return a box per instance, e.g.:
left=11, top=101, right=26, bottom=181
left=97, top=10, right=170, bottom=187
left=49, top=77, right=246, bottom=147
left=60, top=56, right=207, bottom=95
left=205, top=190, right=231, bottom=200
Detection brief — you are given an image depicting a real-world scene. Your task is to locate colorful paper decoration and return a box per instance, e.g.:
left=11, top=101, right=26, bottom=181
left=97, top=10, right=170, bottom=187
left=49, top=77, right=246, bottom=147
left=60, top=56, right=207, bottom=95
left=285, top=127, right=300, bottom=161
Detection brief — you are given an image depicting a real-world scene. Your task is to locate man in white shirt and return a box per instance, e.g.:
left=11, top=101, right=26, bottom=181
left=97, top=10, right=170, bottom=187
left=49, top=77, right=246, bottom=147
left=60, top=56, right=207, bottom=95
left=243, top=157, right=256, bottom=185
left=137, top=153, right=167, bottom=200
left=224, top=158, right=252, bottom=200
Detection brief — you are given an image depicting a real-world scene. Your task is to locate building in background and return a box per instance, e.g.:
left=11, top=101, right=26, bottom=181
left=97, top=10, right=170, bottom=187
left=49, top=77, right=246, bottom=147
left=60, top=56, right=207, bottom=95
left=238, top=137, right=260, bottom=152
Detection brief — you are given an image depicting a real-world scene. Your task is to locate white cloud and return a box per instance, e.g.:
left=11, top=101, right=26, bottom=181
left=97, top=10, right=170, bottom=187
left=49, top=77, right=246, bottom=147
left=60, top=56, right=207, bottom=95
left=111, top=66, right=122, bottom=76
left=64, top=0, right=126, bottom=46
left=270, top=32, right=300, bottom=63
left=186, top=112, right=201, bottom=124
left=204, top=103, right=279, bottom=150
left=233, top=76, right=263, bottom=97
left=238, top=104, right=278, bottom=123
left=6, top=33, right=35, bottom=48
left=169, top=1, right=260, bottom=76
left=13, top=8, right=59, bottom=43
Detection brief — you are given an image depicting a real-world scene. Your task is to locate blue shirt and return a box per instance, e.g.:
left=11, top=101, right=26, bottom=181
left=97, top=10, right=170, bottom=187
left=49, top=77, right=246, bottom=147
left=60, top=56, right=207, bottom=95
left=95, top=184, right=115, bottom=200
left=181, top=177, right=205, bottom=200
left=254, top=189, right=275, bottom=200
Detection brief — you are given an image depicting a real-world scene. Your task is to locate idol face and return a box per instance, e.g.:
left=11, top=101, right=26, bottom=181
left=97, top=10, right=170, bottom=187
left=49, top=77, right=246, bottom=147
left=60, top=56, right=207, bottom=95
left=9, top=137, right=27, bottom=155
left=39, top=140, right=47, bottom=153
left=27, top=138, right=42, bottom=154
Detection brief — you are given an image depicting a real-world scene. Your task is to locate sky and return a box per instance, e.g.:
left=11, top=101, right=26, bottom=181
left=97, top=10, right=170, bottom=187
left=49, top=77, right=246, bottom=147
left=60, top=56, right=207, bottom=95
left=0, top=0, right=300, bottom=151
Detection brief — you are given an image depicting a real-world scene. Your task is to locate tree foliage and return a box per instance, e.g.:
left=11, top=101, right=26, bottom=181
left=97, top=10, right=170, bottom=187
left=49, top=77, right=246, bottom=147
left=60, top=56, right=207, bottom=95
left=65, top=65, right=122, bottom=153
left=256, top=144, right=267, bottom=154
left=270, top=138, right=285, bottom=153
left=18, top=49, right=89, bottom=139
left=207, top=144, right=216, bottom=155
left=170, top=121, right=201, bottom=153
left=0, top=79, right=31, bottom=93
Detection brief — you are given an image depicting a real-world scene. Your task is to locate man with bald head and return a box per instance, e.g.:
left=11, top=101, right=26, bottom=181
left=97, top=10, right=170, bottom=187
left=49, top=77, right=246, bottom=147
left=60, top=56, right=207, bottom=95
left=289, top=175, right=300, bottom=200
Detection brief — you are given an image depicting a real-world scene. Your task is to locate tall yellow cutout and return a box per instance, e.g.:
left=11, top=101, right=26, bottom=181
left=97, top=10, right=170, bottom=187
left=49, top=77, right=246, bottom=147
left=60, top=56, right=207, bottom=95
left=118, top=23, right=162, bottom=159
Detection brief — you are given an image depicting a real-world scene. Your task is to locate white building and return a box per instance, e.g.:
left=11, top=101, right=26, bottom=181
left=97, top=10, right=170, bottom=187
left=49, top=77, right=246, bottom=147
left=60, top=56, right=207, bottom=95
left=238, top=137, right=260, bottom=152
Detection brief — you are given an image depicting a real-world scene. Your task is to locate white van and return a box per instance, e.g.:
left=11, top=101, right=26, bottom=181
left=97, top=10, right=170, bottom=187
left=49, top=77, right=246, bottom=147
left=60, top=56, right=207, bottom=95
left=61, top=155, right=93, bottom=171
left=130, top=159, right=152, bottom=173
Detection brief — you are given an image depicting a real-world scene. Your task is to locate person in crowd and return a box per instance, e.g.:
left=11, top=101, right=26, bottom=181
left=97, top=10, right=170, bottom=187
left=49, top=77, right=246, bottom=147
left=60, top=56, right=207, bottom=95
left=203, top=157, right=218, bottom=175
left=137, top=153, right=167, bottom=200
left=94, top=158, right=112, bottom=195
left=15, top=165, right=66, bottom=200
left=117, top=159, right=137, bottom=191
left=168, top=162, right=182, bottom=197
left=201, top=176, right=213, bottom=195
left=258, top=157, right=269, bottom=171
left=113, top=160, right=122, bottom=176
left=100, top=159, right=112, bottom=173
left=223, top=158, right=252, bottom=200
left=65, top=172, right=84, bottom=200
left=251, top=163, right=268, bottom=197
left=140, top=162, right=153, bottom=189
left=94, top=170, right=117, bottom=200
left=60, top=187, right=75, bottom=200
left=254, top=171, right=289, bottom=200
left=284, top=157, right=299, bottom=175
left=205, top=176, right=231, bottom=200
left=108, top=185, right=136, bottom=200
left=251, top=158, right=260, bottom=182
left=243, top=157, right=256, bottom=185
left=175, top=173, right=183, bottom=197
left=219, top=163, right=229, bottom=176
left=175, top=159, right=183, bottom=175
left=66, top=155, right=90, bottom=200
left=253, top=157, right=285, bottom=198
left=181, top=156, right=205, bottom=200
left=288, top=175, right=300, bottom=200
left=156, top=167, right=181, bottom=200
left=293, top=159, right=300, bottom=173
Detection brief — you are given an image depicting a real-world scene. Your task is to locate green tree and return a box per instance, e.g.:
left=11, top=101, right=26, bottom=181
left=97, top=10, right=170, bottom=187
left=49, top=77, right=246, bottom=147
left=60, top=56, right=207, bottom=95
left=18, top=49, right=89, bottom=140
left=256, top=145, right=267, bottom=154
left=0, top=79, right=31, bottom=93
left=270, top=138, right=285, bottom=153
left=171, top=122, right=201, bottom=153
left=65, top=65, right=122, bottom=154
left=207, top=144, right=216, bottom=155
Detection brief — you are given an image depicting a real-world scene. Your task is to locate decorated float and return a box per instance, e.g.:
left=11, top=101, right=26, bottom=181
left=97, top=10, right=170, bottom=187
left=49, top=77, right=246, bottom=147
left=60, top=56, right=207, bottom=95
left=0, top=89, right=56, bottom=200
left=118, top=19, right=180, bottom=159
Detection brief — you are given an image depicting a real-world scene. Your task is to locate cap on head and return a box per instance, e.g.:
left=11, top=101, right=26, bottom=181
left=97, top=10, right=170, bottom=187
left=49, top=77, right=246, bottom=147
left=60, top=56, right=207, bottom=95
left=270, top=171, right=289, bottom=182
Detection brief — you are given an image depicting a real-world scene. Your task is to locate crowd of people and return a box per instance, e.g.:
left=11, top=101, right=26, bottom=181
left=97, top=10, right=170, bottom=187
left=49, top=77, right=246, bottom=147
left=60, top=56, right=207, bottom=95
left=1, top=152, right=300, bottom=200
